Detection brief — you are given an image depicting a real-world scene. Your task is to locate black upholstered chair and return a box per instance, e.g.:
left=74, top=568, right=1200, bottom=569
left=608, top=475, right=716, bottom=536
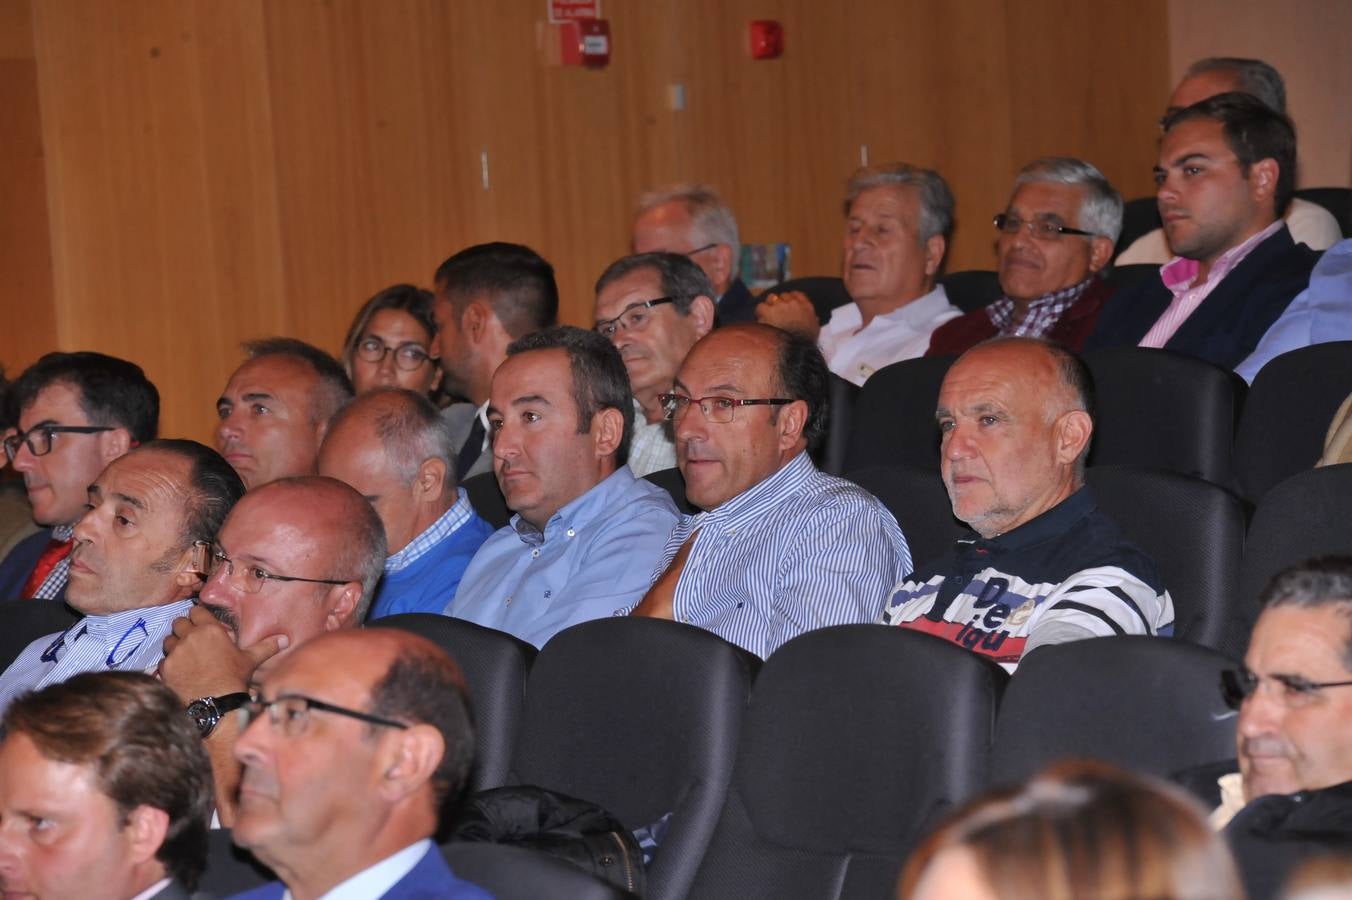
left=0, top=599, right=82, bottom=671
left=1232, top=341, right=1352, bottom=503
left=441, top=842, right=636, bottom=900
left=199, top=828, right=275, bottom=897
left=1295, top=186, right=1351, bottom=237
left=463, top=470, right=509, bottom=529
left=507, top=617, right=756, bottom=900
left=844, top=355, right=956, bottom=473
left=370, top=613, right=536, bottom=790
left=814, top=374, right=859, bottom=476
left=847, top=464, right=970, bottom=572
left=642, top=466, right=698, bottom=515
left=1085, top=466, right=1248, bottom=657
left=688, top=626, right=1006, bottom=900
left=937, top=269, right=1002, bottom=314
left=1113, top=195, right=1163, bottom=257
left=1082, top=347, right=1243, bottom=485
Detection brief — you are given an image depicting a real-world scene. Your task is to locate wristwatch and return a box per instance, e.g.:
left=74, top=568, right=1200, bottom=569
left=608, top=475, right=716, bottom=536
left=186, top=692, right=250, bottom=739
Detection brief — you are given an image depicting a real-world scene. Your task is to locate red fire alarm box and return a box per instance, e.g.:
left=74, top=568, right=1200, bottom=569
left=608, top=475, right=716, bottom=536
left=561, top=18, right=611, bottom=67
left=749, top=20, right=784, bottom=59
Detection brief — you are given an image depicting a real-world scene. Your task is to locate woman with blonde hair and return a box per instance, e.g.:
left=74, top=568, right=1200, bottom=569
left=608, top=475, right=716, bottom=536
left=898, top=760, right=1244, bottom=900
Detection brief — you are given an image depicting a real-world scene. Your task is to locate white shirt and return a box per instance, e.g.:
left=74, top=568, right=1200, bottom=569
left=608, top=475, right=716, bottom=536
left=817, top=285, right=961, bottom=386
left=129, top=879, right=171, bottom=900
left=627, top=399, right=677, bottom=477
left=283, top=839, right=431, bottom=900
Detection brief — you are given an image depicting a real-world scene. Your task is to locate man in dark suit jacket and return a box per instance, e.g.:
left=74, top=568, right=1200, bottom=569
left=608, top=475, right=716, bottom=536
left=230, top=629, right=491, bottom=899
left=1088, top=93, right=1320, bottom=370
left=632, top=184, right=759, bottom=323
left=0, top=672, right=213, bottom=899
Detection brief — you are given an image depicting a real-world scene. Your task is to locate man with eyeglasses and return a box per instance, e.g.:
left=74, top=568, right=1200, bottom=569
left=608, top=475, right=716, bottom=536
left=0, top=440, right=245, bottom=717
left=1087, top=93, right=1321, bottom=372
left=0, top=351, right=158, bottom=601
left=629, top=324, right=910, bottom=658
left=632, top=184, right=759, bottom=324
left=447, top=327, right=677, bottom=648
left=593, top=252, right=717, bottom=477
left=1182, top=557, right=1352, bottom=900
left=215, top=338, right=354, bottom=490
left=230, top=628, right=491, bottom=899
left=158, top=475, right=385, bottom=824
left=926, top=158, right=1122, bottom=356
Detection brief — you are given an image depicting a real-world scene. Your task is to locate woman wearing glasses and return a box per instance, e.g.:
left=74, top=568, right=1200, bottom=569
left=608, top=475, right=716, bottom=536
left=341, top=284, right=442, bottom=398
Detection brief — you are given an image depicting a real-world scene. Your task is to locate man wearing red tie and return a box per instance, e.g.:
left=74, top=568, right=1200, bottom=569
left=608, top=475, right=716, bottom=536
left=0, top=352, right=159, bottom=601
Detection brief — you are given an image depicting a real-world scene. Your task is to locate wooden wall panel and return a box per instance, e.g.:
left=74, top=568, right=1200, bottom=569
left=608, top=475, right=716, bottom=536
left=17, top=0, right=1172, bottom=445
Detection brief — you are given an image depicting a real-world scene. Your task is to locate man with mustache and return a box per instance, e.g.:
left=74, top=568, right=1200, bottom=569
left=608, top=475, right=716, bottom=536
left=159, top=475, right=386, bottom=823
left=592, top=252, right=716, bottom=477
left=0, top=440, right=244, bottom=715
left=927, top=158, right=1122, bottom=355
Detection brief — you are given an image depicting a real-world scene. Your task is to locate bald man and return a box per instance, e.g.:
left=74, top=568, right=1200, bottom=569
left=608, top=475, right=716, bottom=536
left=880, top=338, right=1174, bottom=672
left=318, top=389, right=493, bottom=619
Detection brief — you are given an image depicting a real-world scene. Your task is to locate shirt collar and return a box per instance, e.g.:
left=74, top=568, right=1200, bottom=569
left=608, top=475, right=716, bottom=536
left=510, top=466, right=640, bottom=547
left=957, top=485, right=1096, bottom=555
left=690, top=451, right=817, bottom=533
left=829, top=284, right=952, bottom=330
left=986, top=275, right=1096, bottom=330
left=50, top=524, right=74, bottom=542
left=384, top=490, right=474, bottom=573
left=1160, top=220, right=1286, bottom=293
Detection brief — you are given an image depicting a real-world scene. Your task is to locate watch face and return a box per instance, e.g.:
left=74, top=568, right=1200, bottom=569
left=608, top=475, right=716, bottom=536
left=187, top=699, right=217, bottom=735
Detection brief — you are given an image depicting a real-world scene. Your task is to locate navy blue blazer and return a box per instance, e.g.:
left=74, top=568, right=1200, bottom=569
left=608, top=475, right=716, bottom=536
left=0, top=529, right=63, bottom=601
left=715, top=278, right=760, bottom=324
left=1088, top=226, right=1321, bottom=369
left=229, top=845, right=493, bottom=900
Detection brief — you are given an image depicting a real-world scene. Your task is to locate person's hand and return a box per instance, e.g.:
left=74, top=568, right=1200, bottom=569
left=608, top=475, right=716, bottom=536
left=756, top=291, right=821, bottom=340
left=160, top=604, right=287, bottom=701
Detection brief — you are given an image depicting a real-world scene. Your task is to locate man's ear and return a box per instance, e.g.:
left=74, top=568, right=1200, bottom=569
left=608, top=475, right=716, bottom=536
left=325, top=582, right=362, bottom=629
left=776, top=400, right=809, bottom=452
left=174, top=543, right=207, bottom=594
left=1248, top=157, right=1279, bottom=209
left=415, top=457, right=448, bottom=500
left=1054, top=409, right=1093, bottom=467
left=99, top=428, right=132, bottom=464
left=462, top=302, right=488, bottom=345
left=1088, top=235, right=1114, bottom=274
left=922, top=234, right=947, bottom=278
left=376, top=724, right=444, bottom=804
left=591, top=406, right=625, bottom=459
left=688, top=296, right=717, bottom=338
left=124, top=804, right=170, bottom=867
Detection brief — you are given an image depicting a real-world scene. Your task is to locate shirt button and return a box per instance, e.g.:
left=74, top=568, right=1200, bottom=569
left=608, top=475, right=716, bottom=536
left=681, top=617, right=691, bottom=624
left=566, top=528, right=576, bottom=538
left=505, top=596, right=512, bottom=605
left=531, top=549, right=540, bottom=558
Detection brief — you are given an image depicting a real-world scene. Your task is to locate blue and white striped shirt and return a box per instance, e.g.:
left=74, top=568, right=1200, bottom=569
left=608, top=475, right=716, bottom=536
left=0, top=598, right=194, bottom=716
left=641, top=452, right=912, bottom=658
left=384, top=489, right=475, bottom=574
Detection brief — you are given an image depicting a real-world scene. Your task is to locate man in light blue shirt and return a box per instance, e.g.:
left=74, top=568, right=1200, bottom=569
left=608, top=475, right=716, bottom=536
left=448, top=327, right=679, bottom=648
left=1236, top=238, right=1352, bottom=383
left=0, top=439, right=245, bottom=716
left=630, top=324, right=912, bottom=658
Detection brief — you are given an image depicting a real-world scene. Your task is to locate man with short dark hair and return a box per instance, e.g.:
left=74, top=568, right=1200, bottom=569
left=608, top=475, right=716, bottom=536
left=0, top=439, right=244, bottom=716
left=1117, top=57, right=1341, bottom=265
left=632, top=184, right=757, bottom=323
left=593, top=252, right=717, bottom=476
left=231, top=629, right=490, bottom=899
left=0, top=351, right=159, bottom=600
left=215, top=338, right=354, bottom=490
left=0, top=672, right=214, bottom=900
left=318, top=388, right=494, bottom=618
left=1089, top=93, right=1321, bottom=370
left=881, top=338, right=1174, bottom=672
left=432, top=242, right=559, bottom=481
left=757, top=163, right=963, bottom=385
left=928, top=158, right=1122, bottom=355
left=448, top=326, right=678, bottom=647
left=630, top=323, right=911, bottom=658
left=159, top=475, right=385, bottom=823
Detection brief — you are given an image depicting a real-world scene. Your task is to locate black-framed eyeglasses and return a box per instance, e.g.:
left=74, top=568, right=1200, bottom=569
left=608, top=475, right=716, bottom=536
left=993, top=213, right=1096, bottom=241
left=685, top=242, right=719, bottom=258
left=1220, top=666, right=1352, bottom=711
left=658, top=392, right=792, bottom=424
left=595, top=297, right=680, bottom=339
left=354, top=337, right=432, bottom=371
left=3, top=425, right=113, bottom=461
left=242, top=689, right=408, bottom=738
left=199, top=541, right=352, bottom=595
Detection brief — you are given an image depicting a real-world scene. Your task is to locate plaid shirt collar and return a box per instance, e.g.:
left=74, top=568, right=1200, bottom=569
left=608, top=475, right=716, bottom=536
left=985, top=275, right=1096, bottom=338
left=383, top=489, right=474, bottom=573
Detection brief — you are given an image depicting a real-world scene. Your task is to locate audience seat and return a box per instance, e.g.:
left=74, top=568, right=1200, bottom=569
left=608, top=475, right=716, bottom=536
left=687, top=626, right=1005, bottom=900
left=1085, top=466, right=1247, bottom=656
left=846, top=464, right=970, bottom=571
left=0, top=599, right=82, bottom=671
left=1113, top=196, right=1162, bottom=258
left=1232, top=341, right=1352, bottom=503
left=506, top=617, right=757, bottom=900
left=1236, top=463, right=1352, bottom=646
left=1101, top=262, right=1160, bottom=295
left=991, top=636, right=1238, bottom=786
left=813, top=374, right=859, bottom=476
left=1082, top=347, right=1243, bottom=485
left=441, top=842, right=637, bottom=900
left=937, top=269, right=1002, bottom=314
left=369, top=613, right=535, bottom=791
left=643, top=467, right=698, bottom=515
left=1295, top=186, right=1351, bottom=237
left=463, top=471, right=509, bottom=529
left=199, top=828, right=275, bottom=896
left=844, top=355, right=955, bottom=473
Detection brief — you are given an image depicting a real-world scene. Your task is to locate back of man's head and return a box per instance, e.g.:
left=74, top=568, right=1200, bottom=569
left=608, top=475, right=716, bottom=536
left=434, top=242, right=559, bottom=339
left=1181, top=57, right=1286, bottom=114
left=9, top=351, right=159, bottom=443
left=242, top=338, right=354, bottom=427
left=2, top=671, right=213, bottom=891
left=632, top=185, right=741, bottom=282
left=1162, top=92, right=1298, bottom=219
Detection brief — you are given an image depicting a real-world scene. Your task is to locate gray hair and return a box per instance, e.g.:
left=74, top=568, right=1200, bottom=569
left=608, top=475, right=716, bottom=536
left=331, top=388, right=456, bottom=488
left=635, top=184, right=740, bottom=268
left=1260, top=556, right=1352, bottom=670
left=594, top=252, right=716, bottom=316
left=1013, top=157, right=1124, bottom=244
left=1184, top=57, right=1286, bottom=114
left=843, top=164, right=954, bottom=243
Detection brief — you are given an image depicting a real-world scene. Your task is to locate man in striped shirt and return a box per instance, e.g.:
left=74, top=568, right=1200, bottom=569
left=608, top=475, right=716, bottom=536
left=880, top=338, right=1174, bottom=672
left=631, top=324, right=911, bottom=658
